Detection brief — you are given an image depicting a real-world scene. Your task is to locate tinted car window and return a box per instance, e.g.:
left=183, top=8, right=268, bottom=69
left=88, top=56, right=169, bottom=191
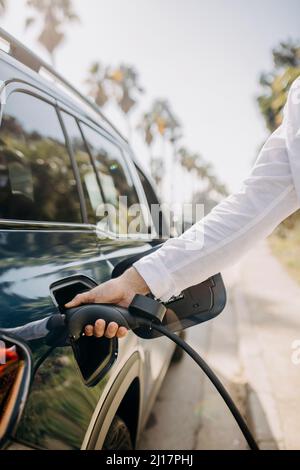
left=0, top=92, right=81, bottom=223
left=81, top=124, right=142, bottom=234
left=61, top=112, right=104, bottom=225
left=81, top=125, right=139, bottom=206
left=136, top=165, right=167, bottom=238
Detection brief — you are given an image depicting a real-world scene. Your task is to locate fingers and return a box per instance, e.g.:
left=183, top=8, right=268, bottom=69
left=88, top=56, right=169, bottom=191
left=84, top=325, right=94, bottom=336
left=84, top=321, right=128, bottom=339
left=65, top=290, right=96, bottom=308
left=105, top=322, right=119, bottom=339
left=94, top=319, right=106, bottom=337
left=117, top=327, right=128, bottom=338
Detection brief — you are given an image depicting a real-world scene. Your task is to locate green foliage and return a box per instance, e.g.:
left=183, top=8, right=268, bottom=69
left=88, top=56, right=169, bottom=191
left=270, top=216, right=300, bottom=285
left=85, top=62, right=144, bottom=116
left=257, top=40, right=300, bottom=132
left=258, top=40, right=300, bottom=232
left=137, top=100, right=182, bottom=188
left=16, top=348, right=106, bottom=449
left=1, top=115, right=82, bottom=223
left=179, top=147, right=228, bottom=200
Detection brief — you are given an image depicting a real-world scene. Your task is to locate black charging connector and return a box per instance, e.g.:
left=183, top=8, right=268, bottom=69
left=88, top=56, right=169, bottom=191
left=64, top=294, right=260, bottom=451
left=125, top=296, right=259, bottom=450
left=129, top=295, right=166, bottom=324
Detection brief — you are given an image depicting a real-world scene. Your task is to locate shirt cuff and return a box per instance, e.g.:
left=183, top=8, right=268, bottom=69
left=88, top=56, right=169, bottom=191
left=133, top=251, right=177, bottom=302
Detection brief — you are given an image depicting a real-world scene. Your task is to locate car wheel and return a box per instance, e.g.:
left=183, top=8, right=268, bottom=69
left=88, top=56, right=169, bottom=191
left=171, top=330, right=186, bottom=363
left=103, top=415, right=133, bottom=450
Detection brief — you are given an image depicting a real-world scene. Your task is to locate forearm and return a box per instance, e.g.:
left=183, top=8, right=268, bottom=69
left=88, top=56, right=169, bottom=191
left=66, top=78, right=300, bottom=339
left=134, top=127, right=300, bottom=301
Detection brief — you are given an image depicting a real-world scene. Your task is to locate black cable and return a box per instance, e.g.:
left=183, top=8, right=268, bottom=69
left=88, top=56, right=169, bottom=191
left=150, top=323, right=260, bottom=451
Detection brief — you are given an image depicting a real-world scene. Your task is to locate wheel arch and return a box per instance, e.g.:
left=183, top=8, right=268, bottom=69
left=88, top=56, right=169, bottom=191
left=85, top=352, right=142, bottom=450
left=116, top=377, right=140, bottom=447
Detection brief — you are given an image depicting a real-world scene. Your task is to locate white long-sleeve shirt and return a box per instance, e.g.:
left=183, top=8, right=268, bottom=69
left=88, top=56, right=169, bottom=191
left=134, top=77, right=300, bottom=302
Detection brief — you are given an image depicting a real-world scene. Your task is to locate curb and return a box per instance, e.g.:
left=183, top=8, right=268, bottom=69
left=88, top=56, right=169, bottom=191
left=233, top=284, right=285, bottom=450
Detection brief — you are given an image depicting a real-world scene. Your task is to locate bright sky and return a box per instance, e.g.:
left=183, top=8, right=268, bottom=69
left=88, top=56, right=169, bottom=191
left=1, top=0, right=300, bottom=194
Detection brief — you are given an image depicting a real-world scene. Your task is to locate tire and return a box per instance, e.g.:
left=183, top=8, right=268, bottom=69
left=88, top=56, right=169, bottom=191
left=103, top=415, right=133, bottom=450
left=171, top=330, right=186, bottom=363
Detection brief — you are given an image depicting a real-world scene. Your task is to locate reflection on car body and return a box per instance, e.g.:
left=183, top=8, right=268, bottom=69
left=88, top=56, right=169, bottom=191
left=0, top=28, right=176, bottom=450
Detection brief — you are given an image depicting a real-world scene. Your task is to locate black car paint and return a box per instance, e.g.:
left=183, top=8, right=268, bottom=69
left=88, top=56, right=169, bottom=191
left=0, top=51, right=173, bottom=449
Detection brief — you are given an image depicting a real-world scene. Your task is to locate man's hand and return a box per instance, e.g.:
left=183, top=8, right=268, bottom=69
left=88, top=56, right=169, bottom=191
left=65, top=268, right=150, bottom=339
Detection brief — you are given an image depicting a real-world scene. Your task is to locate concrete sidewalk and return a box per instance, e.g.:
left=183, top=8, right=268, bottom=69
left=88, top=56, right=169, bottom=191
left=139, top=293, right=249, bottom=450
left=139, top=241, right=300, bottom=450
left=232, top=241, right=300, bottom=450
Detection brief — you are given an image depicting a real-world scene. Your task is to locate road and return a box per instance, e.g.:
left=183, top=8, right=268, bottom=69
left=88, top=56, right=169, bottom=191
left=138, top=241, right=300, bottom=450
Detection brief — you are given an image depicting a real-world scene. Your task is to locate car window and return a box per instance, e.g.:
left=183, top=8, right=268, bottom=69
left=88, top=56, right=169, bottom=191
left=135, top=165, right=167, bottom=238
left=61, top=112, right=104, bottom=225
left=81, top=124, right=142, bottom=234
left=136, top=165, right=159, bottom=207
left=0, top=92, right=81, bottom=223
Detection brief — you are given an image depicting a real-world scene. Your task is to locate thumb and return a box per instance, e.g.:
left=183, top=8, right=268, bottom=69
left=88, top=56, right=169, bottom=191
left=65, top=291, right=95, bottom=308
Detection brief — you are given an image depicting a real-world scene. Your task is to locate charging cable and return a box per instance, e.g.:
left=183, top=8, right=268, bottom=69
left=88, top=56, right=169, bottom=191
left=66, top=296, right=260, bottom=451
left=150, top=322, right=259, bottom=451
left=4, top=294, right=259, bottom=450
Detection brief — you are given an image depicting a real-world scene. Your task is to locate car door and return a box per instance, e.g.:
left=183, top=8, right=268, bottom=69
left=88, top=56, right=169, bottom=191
left=78, top=122, right=175, bottom=398
left=0, top=85, right=118, bottom=449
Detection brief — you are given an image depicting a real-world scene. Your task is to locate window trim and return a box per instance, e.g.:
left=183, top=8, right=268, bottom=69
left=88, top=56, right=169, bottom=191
left=56, top=107, right=89, bottom=224
left=59, top=109, right=108, bottom=225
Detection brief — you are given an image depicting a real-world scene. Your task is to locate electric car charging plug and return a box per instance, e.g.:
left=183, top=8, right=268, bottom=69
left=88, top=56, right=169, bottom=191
left=8, top=295, right=259, bottom=450
left=66, top=295, right=166, bottom=341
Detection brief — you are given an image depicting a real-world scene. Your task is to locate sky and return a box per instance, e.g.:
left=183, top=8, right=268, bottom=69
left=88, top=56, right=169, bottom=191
left=1, top=0, right=300, bottom=195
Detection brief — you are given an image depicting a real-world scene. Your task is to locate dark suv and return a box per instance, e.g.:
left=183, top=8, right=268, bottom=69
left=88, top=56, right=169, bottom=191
left=0, top=28, right=176, bottom=450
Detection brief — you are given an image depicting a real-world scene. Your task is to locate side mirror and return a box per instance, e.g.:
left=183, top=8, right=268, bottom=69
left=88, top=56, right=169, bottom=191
left=0, top=333, right=32, bottom=447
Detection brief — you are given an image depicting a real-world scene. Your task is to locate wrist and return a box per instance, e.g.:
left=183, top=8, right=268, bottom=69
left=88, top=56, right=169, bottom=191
left=122, top=267, right=150, bottom=296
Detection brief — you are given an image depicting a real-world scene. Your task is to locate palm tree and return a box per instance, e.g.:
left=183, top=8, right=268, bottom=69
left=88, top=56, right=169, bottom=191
left=257, top=39, right=300, bottom=230
left=0, top=0, right=6, bottom=16
left=138, top=100, right=181, bottom=194
left=25, top=0, right=79, bottom=66
left=257, top=39, right=300, bottom=132
left=107, top=65, right=144, bottom=140
left=85, top=63, right=144, bottom=141
left=273, top=40, right=300, bottom=68
left=179, top=146, right=227, bottom=202
left=85, top=62, right=109, bottom=108
left=258, top=67, right=300, bottom=131
left=178, top=147, right=197, bottom=173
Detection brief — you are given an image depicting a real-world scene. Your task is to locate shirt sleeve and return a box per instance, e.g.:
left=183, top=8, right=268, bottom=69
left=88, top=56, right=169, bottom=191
left=134, top=78, right=300, bottom=302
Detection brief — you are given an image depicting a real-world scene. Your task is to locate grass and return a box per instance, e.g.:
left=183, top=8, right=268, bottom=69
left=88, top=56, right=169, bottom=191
left=269, top=215, right=300, bottom=285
